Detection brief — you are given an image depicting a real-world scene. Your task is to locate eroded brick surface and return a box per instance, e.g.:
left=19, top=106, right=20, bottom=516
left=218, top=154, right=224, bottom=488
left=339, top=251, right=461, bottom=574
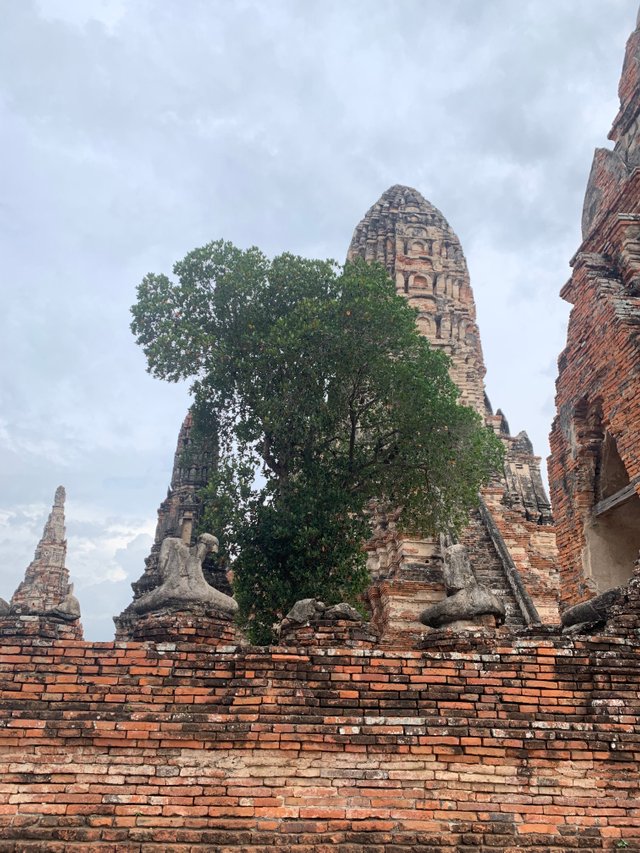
left=549, top=17, right=640, bottom=610
left=350, top=186, right=559, bottom=638
left=1, top=631, right=639, bottom=850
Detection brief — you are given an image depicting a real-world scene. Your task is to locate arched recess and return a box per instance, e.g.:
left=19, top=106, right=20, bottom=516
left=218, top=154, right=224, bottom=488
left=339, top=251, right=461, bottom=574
left=416, top=315, right=434, bottom=338
left=576, top=404, right=640, bottom=592
left=411, top=274, right=432, bottom=293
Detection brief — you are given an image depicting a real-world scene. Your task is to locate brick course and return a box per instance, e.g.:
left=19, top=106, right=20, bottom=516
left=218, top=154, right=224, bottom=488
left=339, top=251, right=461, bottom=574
left=1, top=625, right=639, bottom=851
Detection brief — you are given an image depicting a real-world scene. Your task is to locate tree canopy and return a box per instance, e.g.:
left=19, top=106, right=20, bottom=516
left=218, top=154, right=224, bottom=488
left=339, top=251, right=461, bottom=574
left=131, top=240, right=503, bottom=642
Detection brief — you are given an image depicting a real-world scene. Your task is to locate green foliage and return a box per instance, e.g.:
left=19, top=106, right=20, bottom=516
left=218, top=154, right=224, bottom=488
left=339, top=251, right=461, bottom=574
left=131, top=240, right=503, bottom=642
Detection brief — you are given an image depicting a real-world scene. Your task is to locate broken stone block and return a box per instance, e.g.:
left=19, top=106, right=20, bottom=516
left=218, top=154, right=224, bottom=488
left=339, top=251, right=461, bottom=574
left=282, top=599, right=364, bottom=627
left=282, top=598, right=326, bottom=625
left=323, top=603, right=362, bottom=622
left=561, top=586, right=624, bottom=629
left=443, top=543, right=475, bottom=594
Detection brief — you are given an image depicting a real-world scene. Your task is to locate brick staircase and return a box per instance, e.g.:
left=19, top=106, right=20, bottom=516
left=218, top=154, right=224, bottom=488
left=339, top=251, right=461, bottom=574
left=460, top=509, right=527, bottom=629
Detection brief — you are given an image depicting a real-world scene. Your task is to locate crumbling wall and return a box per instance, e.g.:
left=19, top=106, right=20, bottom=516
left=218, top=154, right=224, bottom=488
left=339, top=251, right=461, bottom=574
left=549, top=11, right=640, bottom=611
left=1, top=627, right=639, bottom=851
left=549, top=251, right=640, bottom=608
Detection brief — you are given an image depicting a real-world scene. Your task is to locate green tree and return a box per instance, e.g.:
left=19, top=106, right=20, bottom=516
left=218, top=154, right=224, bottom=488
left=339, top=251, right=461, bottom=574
left=131, top=240, right=503, bottom=642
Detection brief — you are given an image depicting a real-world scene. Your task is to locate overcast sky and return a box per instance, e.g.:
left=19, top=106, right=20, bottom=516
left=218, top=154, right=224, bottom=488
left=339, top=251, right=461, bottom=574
left=1, top=0, right=636, bottom=640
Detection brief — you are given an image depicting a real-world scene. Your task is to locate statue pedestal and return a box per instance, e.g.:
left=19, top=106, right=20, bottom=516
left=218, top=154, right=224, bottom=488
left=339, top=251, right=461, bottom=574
left=278, top=617, right=378, bottom=649
left=0, top=614, right=83, bottom=642
left=114, top=604, right=245, bottom=647
left=434, top=613, right=499, bottom=632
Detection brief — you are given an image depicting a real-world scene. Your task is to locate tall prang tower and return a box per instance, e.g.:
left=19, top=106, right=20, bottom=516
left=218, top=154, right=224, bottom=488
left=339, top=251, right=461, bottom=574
left=2, top=486, right=83, bottom=640
left=348, top=185, right=487, bottom=414
left=349, top=185, right=559, bottom=641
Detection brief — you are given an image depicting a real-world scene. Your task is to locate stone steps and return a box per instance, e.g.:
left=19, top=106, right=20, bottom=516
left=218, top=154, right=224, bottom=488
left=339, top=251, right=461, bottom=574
left=460, top=510, right=527, bottom=629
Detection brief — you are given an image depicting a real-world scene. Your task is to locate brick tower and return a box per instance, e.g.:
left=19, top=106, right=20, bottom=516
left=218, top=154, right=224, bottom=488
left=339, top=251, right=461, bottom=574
left=114, top=412, right=232, bottom=640
left=349, top=186, right=559, bottom=640
left=549, top=12, right=640, bottom=612
left=3, top=486, right=82, bottom=640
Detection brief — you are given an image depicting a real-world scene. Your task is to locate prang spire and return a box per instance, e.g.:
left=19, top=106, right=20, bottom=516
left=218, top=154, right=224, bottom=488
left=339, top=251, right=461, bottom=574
left=349, top=185, right=558, bottom=640
left=9, top=486, right=81, bottom=629
left=347, top=184, right=487, bottom=414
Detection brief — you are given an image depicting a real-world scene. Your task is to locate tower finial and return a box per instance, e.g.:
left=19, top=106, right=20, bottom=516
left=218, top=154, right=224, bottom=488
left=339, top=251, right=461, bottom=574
left=8, top=487, right=81, bottom=630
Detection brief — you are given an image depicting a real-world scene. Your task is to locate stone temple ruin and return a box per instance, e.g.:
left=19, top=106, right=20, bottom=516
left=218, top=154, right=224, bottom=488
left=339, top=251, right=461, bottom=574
left=0, top=486, right=81, bottom=640
left=3, top=12, right=640, bottom=852
left=347, top=184, right=559, bottom=641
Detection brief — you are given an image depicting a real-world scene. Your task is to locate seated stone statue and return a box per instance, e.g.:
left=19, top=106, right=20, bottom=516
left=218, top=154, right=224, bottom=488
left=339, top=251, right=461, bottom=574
left=133, top=533, right=238, bottom=617
left=420, top=543, right=505, bottom=629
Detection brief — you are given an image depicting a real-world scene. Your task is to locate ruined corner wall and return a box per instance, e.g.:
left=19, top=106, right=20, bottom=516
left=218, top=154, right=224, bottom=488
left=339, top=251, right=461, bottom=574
left=1, top=629, right=639, bottom=851
left=549, top=15, right=640, bottom=610
left=549, top=244, right=640, bottom=609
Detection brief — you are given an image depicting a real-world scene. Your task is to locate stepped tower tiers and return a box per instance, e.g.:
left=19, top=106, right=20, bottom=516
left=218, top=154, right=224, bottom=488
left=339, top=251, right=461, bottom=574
left=549, top=12, right=640, bottom=618
left=132, top=412, right=219, bottom=595
left=1, top=486, right=82, bottom=640
left=349, top=186, right=559, bottom=641
left=348, top=185, right=487, bottom=414
left=114, top=412, right=240, bottom=643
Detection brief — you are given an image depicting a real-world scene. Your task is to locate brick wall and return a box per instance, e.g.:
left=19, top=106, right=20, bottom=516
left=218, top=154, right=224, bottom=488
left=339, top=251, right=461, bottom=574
left=2, top=626, right=640, bottom=851
left=549, top=225, right=640, bottom=609
left=549, top=12, right=640, bottom=611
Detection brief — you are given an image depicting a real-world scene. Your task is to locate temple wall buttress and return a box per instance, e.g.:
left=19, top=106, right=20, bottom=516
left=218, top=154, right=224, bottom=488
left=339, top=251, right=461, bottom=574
left=549, top=14, right=640, bottom=611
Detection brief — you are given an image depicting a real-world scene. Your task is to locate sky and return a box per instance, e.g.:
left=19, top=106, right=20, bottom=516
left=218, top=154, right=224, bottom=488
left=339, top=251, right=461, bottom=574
left=0, top=0, right=637, bottom=640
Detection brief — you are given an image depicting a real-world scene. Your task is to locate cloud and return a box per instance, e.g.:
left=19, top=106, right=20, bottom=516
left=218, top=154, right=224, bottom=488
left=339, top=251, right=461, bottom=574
left=34, top=0, right=128, bottom=31
left=0, top=0, right=637, bottom=636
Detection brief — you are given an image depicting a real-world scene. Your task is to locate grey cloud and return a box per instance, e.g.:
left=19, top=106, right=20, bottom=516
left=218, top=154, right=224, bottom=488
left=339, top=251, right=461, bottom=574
left=0, top=0, right=637, bottom=637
